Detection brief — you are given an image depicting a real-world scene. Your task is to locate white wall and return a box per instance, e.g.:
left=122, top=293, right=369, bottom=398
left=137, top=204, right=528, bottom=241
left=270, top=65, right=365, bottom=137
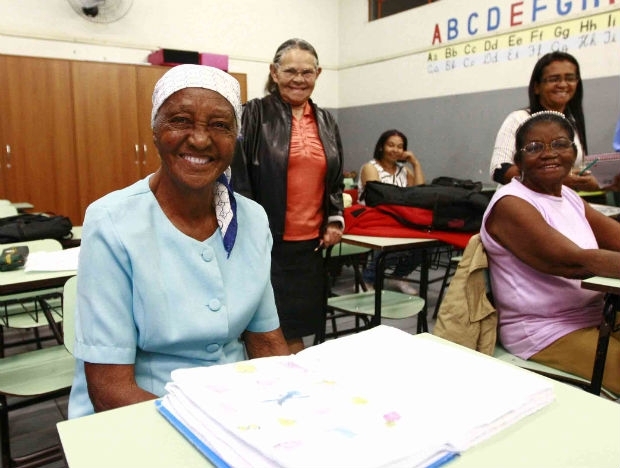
left=338, top=0, right=620, bottom=107
left=1, top=0, right=619, bottom=180
left=0, top=0, right=340, bottom=106
left=2, top=0, right=617, bottom=109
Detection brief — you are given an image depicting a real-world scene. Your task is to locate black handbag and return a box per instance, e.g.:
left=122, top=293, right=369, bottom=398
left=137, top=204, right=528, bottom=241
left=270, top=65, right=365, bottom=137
left=0, top=213, right=73, bottom=244
left=431, top=176, right=483, bottom=192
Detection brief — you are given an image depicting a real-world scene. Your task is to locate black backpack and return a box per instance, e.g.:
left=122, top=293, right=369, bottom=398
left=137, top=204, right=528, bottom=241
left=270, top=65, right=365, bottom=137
left=360, top=181, right=489, bottom=232
left=0, top=213, right=73, bottom=244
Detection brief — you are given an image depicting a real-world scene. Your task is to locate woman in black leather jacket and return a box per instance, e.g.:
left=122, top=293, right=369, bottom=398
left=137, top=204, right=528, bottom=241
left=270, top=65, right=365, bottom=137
left=237, top=38, right=344, bottom=353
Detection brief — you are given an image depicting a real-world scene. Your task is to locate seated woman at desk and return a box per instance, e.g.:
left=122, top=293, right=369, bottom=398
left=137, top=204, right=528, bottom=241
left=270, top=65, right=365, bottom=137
left=68, top=65, right=289, bottom=418
left=489, top=52, right=609, bottom=192
left=358, top=129, right=425, bottom=295
left=480, top=111, right=620, bottom=394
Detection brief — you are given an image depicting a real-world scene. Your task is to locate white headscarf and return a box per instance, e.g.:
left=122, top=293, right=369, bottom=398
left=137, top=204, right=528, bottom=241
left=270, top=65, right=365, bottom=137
left=151, top=64, right=241, bottom=129
left=151, top=64, right=241, bottom=257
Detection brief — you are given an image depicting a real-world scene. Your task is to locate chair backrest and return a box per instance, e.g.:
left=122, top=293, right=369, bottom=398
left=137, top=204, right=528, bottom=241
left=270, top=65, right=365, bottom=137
left=62, top=275, right=77, bottom=355
left=1, top=238, right=63, bottom=252
left=0, top=206, right=18, bottom=218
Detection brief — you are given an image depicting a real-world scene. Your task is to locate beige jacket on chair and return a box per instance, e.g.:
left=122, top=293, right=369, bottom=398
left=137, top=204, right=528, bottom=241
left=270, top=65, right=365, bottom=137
left=433, top=234, right=497, bottom=355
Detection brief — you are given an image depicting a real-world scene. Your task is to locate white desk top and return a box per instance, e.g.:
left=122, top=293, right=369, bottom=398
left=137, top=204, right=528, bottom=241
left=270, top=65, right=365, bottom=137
left=57, top=334, right=620, bottom=468
left=0, top=268, right=76, bottom=295
left=590, top=203, right=620, bottom=217
left=581, top=276, right=620, bottom=295
left=10, top=201, right=34, bottom=211
left=70, top=226, right=82, bottom=240
left=342, top=234, right=441, bottom=250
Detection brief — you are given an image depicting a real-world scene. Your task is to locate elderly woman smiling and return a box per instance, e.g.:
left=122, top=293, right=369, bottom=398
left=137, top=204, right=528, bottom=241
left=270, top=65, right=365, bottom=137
left=68, top=65, right=289, bottom=418
left=237, top=38, right=344, bottom=354
left=481, top=111, right=620, bottom=394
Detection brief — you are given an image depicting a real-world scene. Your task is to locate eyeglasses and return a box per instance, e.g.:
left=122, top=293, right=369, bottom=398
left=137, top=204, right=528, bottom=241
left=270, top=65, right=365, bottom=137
left=520, top=138, right=574, bottom=156
left=277, top=67, right=317, bottom=80
left=541, top=74, right=579, bottom=84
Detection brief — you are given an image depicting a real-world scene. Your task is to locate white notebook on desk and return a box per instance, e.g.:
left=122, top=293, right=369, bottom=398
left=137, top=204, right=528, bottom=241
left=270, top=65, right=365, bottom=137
left=157, top=326, right=555, bottom=468
left=24, top=247, right=80, bottom=272
left=583, top=153, right=620, bottom=187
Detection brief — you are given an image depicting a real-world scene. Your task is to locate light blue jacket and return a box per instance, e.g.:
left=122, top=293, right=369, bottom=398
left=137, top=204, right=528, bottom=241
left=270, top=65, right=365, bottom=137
left=68, top=176, right=280, bottom=418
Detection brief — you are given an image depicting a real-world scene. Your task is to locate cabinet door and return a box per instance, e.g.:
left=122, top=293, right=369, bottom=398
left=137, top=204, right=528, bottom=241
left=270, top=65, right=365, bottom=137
left=0, top=55, right=81, bottom=223
left=135, top=65, right=168, bottom=177
left=0, top=60, right=6, bottom=200
left=72, top=61, right=142, bottom=218
left=229, top=73, right=247, bottom=104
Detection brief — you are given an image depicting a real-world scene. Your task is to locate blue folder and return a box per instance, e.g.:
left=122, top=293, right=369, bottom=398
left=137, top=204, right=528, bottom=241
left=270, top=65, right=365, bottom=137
left=155, top=399, right=231, bottom=468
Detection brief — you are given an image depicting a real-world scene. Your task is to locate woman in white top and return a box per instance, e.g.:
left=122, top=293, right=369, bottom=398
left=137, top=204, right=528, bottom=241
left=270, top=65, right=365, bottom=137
left=357, top=129, right=425, bottom=295
left=358, top=129, right=425, bottom=200
left=490, top=52, right=600, bottom=192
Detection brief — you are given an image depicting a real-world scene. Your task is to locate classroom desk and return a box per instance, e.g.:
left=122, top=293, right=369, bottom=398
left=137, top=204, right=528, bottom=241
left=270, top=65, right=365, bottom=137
left=590, top=203, right=620, bottom=218
left=9, top=201, right=34, bottom=212
left=0, top=267, right=76, bottom=343
left=581, top=276, right=620, bottom=394
left=56, top=333, right=620, bottom=468
left=341, top=234, right=444, bottom=333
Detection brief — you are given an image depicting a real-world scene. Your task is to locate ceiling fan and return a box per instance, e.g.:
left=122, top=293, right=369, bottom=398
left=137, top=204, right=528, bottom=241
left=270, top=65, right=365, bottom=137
left=67, top=0, right=134, bottom=23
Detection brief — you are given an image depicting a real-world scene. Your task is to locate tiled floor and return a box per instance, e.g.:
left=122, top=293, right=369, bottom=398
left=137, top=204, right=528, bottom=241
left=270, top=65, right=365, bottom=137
left=0, top=248, right=453, bottom=468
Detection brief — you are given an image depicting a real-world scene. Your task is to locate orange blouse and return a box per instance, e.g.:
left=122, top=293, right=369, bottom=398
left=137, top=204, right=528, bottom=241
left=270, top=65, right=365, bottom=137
left=284, top=102, right=327, bottom=240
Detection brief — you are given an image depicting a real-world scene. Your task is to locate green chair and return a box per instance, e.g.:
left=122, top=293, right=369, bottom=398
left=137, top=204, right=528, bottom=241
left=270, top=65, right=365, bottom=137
left=323, top=241, right=372, bottom=294
left=0, top=239, right=65, bottom=357
left=486, top=270, right=619, bottom=400
left=432, top=252, right=463, bottom=319
left=61, top=276, right=77, bottom=356
left=317, top=243, right=425, bottom=343
left=0, top=275, right=75, bottom=468
left=493, top=343, right=618, bottom=400
left=435, top=235, right=618, bottom=400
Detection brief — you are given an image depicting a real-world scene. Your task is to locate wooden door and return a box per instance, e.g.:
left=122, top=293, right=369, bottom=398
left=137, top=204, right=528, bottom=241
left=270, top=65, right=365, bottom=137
left=0, top=57, right=7, bottom=200
left=0, top=55, right=80, bottom=223
left=135, top=65, right=168, bottom=177
left=229, top=73, right=247, bottom=104
left=72, top=61, right=142, bottom=219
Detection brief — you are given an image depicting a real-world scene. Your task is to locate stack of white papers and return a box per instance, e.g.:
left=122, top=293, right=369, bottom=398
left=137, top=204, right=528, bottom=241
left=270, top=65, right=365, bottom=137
left=24, top=247, right=80, bottom=272
left=157, top=326, right=554, bottom=468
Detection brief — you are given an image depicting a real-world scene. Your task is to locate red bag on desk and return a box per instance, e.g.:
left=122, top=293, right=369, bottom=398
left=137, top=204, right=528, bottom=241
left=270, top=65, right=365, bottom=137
left=0, top=213, right=73, bottom=244
left=344, top=205, right=474, bottom=249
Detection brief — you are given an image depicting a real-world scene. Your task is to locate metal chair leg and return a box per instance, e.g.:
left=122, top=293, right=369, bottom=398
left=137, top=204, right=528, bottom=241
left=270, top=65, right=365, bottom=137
left=589, top=293, right=619, bottom=395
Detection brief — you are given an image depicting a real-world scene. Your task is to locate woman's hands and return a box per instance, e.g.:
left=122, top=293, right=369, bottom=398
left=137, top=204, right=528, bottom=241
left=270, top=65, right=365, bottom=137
left=318, top=222, right=343, bottom=250
left=565, top=171, right=602, bottom=192
left=402, top=150, right=426, bottom=186
left=401, top=150, right=421, bottom=168
left=85, top=363, right=157, bottom=413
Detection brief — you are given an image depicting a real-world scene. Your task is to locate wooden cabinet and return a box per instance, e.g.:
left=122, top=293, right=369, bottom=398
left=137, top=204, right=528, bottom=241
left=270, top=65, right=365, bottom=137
left=71, top=62, right=169, bottom=217
left=0, top=55, right=81, bottom=224
left=0, top=54, right=247, bottom=226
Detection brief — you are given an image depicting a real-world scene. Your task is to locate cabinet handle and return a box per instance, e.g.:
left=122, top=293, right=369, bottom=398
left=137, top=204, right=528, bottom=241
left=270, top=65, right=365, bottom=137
left=5, top=144, right=11, bottom=168
left=143, top=144, right=147, bottom=165
left=134, top=144, right=140, bottom=165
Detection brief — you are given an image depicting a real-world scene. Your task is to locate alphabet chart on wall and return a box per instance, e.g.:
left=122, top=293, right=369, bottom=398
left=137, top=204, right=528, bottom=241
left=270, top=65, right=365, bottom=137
left=427, top=9, right=619, bottom=74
